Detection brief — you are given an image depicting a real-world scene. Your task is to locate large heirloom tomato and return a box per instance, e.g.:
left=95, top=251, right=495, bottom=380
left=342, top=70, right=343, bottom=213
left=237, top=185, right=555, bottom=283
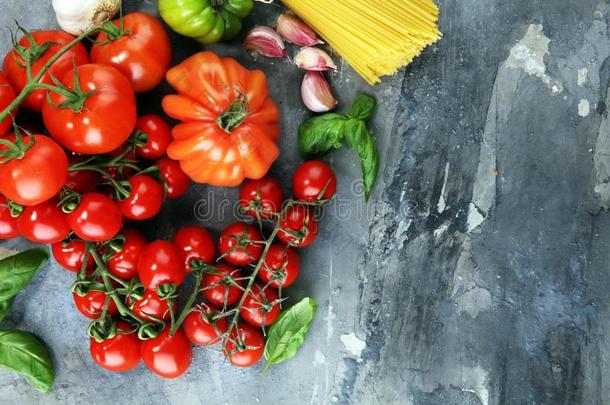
left=163, top=51, right=280, bottom=186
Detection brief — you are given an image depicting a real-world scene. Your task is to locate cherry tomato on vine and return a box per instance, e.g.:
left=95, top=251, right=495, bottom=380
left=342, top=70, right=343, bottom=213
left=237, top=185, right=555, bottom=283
left=240, top=284, right=280, bottom=327
left=0, top=72, right=17, bottom=137
left=68, top=193, right=123, bottom=242
left=64, top=169, right=100, bottom=195
left=90, top=321, right=141, bottom=372
left=17, top=199, right=70, bottom=244
left=239, top=177, right=284, bottom=219
left=137, top=240, right=185, bottom=290
left=173, top=225, right=215, bottom=270
left=3, top=30, right=89, bottom=112
left=292, top=160, right=337, bottom=202
left=156, top=157, right=190, bottom=199
left=51, top=239, right=94, bottom=273
left=258, top=244, right=300, bottom=288
left=184, top=306, right=228, bottom=347
left=218, top=222, right=263, bottom=266
left=0, top=195, right=19, bottom=239
left=119, top=175, right=164, bottom=221
left=73, top=289, right=118, bottom=319
left=201, top=263, right=243, bottom=307
left=224, top=323, right=265, bottom=368
left=107, top=229, right=147, bottom=280
left=277, top=205, right=318, bottom=248
left=141, top=327, right=192, bottom=379
left=134, top=115, right=172, bottom=159
left=130, top=289, right=175, bottom=322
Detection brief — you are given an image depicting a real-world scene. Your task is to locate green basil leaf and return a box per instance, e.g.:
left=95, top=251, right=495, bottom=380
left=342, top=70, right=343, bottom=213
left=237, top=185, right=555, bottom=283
left=0, top=298, right=14, bottom=322
left=263, top=297, right=317, bottom=371
left=0, top=248, right=48, bottom=302
left=345, top=120, right=379, bottom=201
left=347, top=93, right=377, bottom=121
left=0, top=330, right=54, bottom=393
left=298, top=113, right=346, bottom=155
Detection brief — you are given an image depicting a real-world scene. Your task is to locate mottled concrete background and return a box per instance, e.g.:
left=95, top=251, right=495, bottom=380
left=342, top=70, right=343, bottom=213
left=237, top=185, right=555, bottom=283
left=1, top=0, right=609, bottom=404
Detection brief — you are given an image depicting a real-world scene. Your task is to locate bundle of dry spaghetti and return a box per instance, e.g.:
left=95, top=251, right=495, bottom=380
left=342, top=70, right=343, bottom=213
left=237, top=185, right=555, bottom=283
left=281, top=0, right=441, bottom=85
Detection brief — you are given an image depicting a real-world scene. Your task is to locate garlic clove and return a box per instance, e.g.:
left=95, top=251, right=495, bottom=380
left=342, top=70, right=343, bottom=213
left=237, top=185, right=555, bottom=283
left=301, top=71, right=337, bottom=113
left=243, top=26, right=287, bottom=59
left=295, top=47, right=337, bottom=71
left=277, top=12, right=322, bottom=47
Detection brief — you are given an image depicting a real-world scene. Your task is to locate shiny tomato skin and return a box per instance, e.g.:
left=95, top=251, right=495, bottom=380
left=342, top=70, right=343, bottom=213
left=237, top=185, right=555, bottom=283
left=277, top=205, right=318, bottom=248
left=17, top=200, right=70, bottom=244
left=183, top=306, right=228, bottom=346
left=240, top=284, right=280, bottom=327
left=201, top=263, right=243, bottom=307
left=141, top=328, right=192, bottom=379
left=3, top=30, right=89, bottom=112
left=134, top=115, right=172, bottom=159
left=90, top=321, right=141, bottom=372
left=130, top=289, right=175, bottom=322
left=258, top=244, right=300, bottom=288
left=73, top=289, right=118, bottom=319
left=107, top=229, right=147, bottom=280
left=239, top=177, right=284, bottom=219
left=173, top=225, right=215, bottom=271
left=42, top=63, right=137, bottom=155
left=64, top=169, right=100, bottom=194
left=0, top=134, right=68, bottom=206
left=137, top=240, right=185, bottom=290
left=0, top=195, right=19, bottom=239
left=292, top=160, right=337, bottom=202
left=51, top=239, right=94, bottom=273
left=68, top=193, right=123, bottom=242
left=0, top=73, right=17, bottom=136
left=156, top=156, right=190, bottom=199
left=218, top=222, right=263, bottom=266
left=119, top=175, right=164, bottom=220
left=224, top=323, right=265, bottom=368
left=91, top=12, right=172, bottom=93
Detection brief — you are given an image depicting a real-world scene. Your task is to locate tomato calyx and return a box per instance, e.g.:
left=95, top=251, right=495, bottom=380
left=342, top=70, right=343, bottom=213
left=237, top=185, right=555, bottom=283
left=216, top=92, right=250, bottom=133
left=99, top=18, right=130, bottom=42
left=2, top=198, right=24, bottom=218
left=0, top=128, right=34, bottom=163
left=87, top=314, right=119, bottom=343
left=45, top=64, right=98, bottom=113
left=10, top=22, right=54, bottom=68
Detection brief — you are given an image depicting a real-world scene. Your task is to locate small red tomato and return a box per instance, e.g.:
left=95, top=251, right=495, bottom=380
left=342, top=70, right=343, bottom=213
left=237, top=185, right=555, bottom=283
left=0, top=72, right=17, bottom=137
left=277, top=205, right=318, bottom=248
left=130, top=289, right=175, bottom=322
left=156, top=157, right=190, bottom=199
left=137, top=240, right=185, bottom=290
left=134, top=115, right=172, bottom=159
left=201, top=263, right=243, bottom=307
left=258, top=244, right=300, bottom=288
left=183, top=306, right=228, bottom=346
left=119, top=175, right=164, bottom=221
left=73, top=289, right=118, bottom=319
left=68, top=193, right=123, bottom=242
left=173, top=225, right=215, bottom=271
left=0, top=195, right=19, bottom=239
left=107, top=229, right=147, bottom=280
left=141, top=327, right=192, bottom=379
left=240, top=284, right=280, bottom=327
left=224, top=323, right=265, bottom=368
left=17, top=200, right=70, bottom=244
left=64, top=169, right=100, bottom=194
left=90, top=321, right=141, bottom=372
left=52, top=239, right=94, bottom=273
left=218, top=222, right=263, bottom=266
left=239, top=177, right=284, bottom=219
left=292, top=160, right=337, bottom=201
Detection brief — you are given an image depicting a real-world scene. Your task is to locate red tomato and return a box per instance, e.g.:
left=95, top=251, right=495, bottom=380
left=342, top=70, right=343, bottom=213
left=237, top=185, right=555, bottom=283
left=141, top=328, right=192, bottom=379
left=183, top=306, right=228, bottom=346
left=130, top=289, right=175, bottom=322
left=0, top=195, right=19, bottom=239
left=292, top=160, right=337, bottom=201
left=258, top=244, right=300, bottom=288
left=17, top=200, right=69, bottom=244
left=137, top=240, right=185, bottom=290
left=240, top=284, right=280, bottom=327
left=0, top=72, right=17, bottom=136
left=64, top=169, right=100, bottom=194
left=201, top=263, right=243, bottom=307
left=0, top=133, right=67, bottom=206
left=91, top=12, right=171, bottom=93
left=51, top=239, right=94, bottom=273
left=73, top=289, right=118, bottom=319
left=119, top=175, right=164, bottom=220
left=3, top=30, right=89, bottom=112
left=42, top=63, right=137, bottom=155
left=277, top=205, right=318, bottom=248
left=134, top=115, right=172, bottom=159
left=68, top=193, right=123, bottom=242
left=224, top=323, right=265, bottom=368
left=218, top=222, right=263, bottom=266
left=90, top=321, right=141, bottom=372
left=173, top=225, right=215, bottom=271
left=239, top=177, right=284, bottom=219
left=107, top=229, right=147, bottom=280
left=156, top=157, right=190, bottom=199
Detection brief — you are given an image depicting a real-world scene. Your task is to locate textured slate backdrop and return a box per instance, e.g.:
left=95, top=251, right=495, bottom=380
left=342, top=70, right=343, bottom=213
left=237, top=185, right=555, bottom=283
left=1, top=1, right=609, bottom=404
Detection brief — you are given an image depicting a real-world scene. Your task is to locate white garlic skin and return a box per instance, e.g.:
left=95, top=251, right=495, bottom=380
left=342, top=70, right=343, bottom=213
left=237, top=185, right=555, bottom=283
left=52, top=0, right=121, bottom=35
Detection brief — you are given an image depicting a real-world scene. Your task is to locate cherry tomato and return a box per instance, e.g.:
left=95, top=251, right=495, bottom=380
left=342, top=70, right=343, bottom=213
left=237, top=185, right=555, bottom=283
left=134, top=115, right=172, bottom=159
left=218, top=222, right=263, bottom=266
left=107, top=229, right=147, bottom=280
left=73, top=289, right=118, bottom=319
left=137, top=240, right=185, bottom=290
left=91, top=12, right=172, bottom=93
left=173, top=225, right=215, bottom=271
left=141, top=327, right=192, bottom=379
left=239, top=177, right=284, bottom=219
left=90, top=321, right=141, bottom=372
left=156, top=157, right=190, bottom=199
left=258, top=244, right=300, bottom=288
left=17, top=199, right=69, bottom=244
left=0, top=133, right=67, bottom=206
left=3, top=30, right=89, bottom=112
left=292, top=160, right=337, bottom=201
left=64, top=169, right=100, bottom=194
left=51, top=239, right=94, bottom=273
left=130, top=289, right=175, bottom=322
left=68, top=193, right=123, bottom=242
left=277, top=205, right=318, bottom=248
left=119, top=175, right=164, bottom=221
left=42, top=63, right=137, bottom=155
left=183, top=306, right=228, bottom=346
left=0, top=195, right=19, bottom=239
left=224, top=323, right=265, bottom=368
left=201, top=263, right=243, bottom=307
left=0, top=72, right=17, bottom=137
left=240, top=284, right=280, bottom=327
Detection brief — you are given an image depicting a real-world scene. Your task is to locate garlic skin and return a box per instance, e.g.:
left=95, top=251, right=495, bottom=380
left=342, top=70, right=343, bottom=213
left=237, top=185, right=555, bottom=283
left=52, top=0, right=121, bottom=35
left=295, top=47, right=337, bottom=71
left=277, top=12, right=322, bottom=47
left=243, top=26, right=287, bottom=59
left=301, top=71, right=337, bottom=113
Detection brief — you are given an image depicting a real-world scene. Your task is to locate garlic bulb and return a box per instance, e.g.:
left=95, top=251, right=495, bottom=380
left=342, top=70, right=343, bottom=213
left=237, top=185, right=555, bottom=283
left=52, top=0, right=121, bottom=35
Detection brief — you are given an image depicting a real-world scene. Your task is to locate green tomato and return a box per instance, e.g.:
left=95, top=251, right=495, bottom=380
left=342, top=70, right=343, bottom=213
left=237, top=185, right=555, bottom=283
left=158, top=0, right=254, bottom=44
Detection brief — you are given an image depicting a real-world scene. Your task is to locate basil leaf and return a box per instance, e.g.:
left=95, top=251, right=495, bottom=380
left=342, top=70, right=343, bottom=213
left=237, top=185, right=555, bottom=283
left=0, top=298, right=14, bottom=322
left=298, top=113, right=346, bottom=155
left=263, top=297, right=317, bottom=371
left=345, top=120, right=379, bottom=201
left=0, top=330, right=54, bottom=393
left=347, top=93, right=376, bottom=121
left=0, top=249, right=48, bottom=302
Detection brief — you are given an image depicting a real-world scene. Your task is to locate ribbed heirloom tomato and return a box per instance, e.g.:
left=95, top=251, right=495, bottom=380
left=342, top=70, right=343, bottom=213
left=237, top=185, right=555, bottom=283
left=90, top=321, right=141, bottom=373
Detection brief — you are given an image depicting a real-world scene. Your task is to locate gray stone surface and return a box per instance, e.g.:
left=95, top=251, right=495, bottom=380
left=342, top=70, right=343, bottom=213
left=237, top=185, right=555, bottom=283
left=0, top=0, right=608, bottom=404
